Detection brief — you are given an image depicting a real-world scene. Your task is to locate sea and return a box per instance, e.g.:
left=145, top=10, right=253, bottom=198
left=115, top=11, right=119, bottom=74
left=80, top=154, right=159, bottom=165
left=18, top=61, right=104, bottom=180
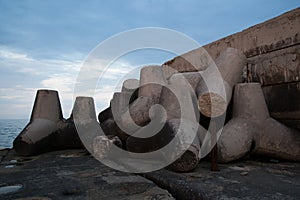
left=0, top=119, right=28, bottom=149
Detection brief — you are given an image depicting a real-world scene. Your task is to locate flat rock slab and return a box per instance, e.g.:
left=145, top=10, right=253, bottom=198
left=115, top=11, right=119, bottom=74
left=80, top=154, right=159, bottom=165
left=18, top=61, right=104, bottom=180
left=144, top=159, right=300, bottom=200
left=1, top=149, right=299, bottom=200
left=0, top=149, right=174, bottom=200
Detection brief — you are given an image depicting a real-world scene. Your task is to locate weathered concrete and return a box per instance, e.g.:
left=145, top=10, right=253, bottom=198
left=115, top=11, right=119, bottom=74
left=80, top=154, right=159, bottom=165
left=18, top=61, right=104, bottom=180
left=121, top=78, right=139, bottom=93
left=196, top=48, right=246, bottom=117
left=138, top=65, right=167, bottom=103
left=218, top=83, right=300, bottom=163
left=13, top=90, right=82, bottom=156
left=164, top=8, right=300, bottom=69
left=121, top=79, right=139, bottom=105
left=0, top=149, right=174, bottom=200
left=160, top=73, right=199, bottom=121
left=116, top=66, right=167, bottom=136
left=111, top=92, right=131, bottom=119
left=231, top=83, right=270, bottom=121
left=218, top=118, right=257, bottom=163
left=247, top=45, right=300, bottom=86
left=169, top=71, right=203, bottom=91
left=162, top=8, right=300, bottom=129
left=72, top=97, right=101, bottom=153
left=93, top=135, right=122, bottom=160
left=99, top=92, right=138, bottom=143
left=1, top=149, right=299, bottom=200
left=126, top=121, right=174, bottom=153
left=255, top=118, right=300, bottom=161
left=263, top=81, right=300, bottom=130
left=118, top=96, right=153, bottom=134
left=29, top=90, right=63, bottom=122
left=145, top=158, right=300, bottom=200
left=166, top=119, right=206, bottom=172
left=162, top=51, right=213, bottom=79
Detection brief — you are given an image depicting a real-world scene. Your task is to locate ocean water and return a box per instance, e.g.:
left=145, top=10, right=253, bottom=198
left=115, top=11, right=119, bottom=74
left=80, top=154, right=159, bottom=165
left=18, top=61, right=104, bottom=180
left=0, top=119, right=28, bottom=149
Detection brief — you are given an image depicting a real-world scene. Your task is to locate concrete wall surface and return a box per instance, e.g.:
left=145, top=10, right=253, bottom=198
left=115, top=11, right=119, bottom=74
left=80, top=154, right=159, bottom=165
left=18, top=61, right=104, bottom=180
left=163, top=7, right=300, bottom=130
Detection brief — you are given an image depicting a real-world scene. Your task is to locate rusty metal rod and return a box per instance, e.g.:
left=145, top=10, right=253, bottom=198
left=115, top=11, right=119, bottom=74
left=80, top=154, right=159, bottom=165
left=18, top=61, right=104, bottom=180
left=210, top=120, right=219, bottom=171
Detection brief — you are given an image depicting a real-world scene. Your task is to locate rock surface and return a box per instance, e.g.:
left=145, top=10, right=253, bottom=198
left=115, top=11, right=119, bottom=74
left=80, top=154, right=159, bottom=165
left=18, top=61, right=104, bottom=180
left=145, top=158, right=300, bottom=200
left=1, top=149, right=299, bottom=200
left=0, top=149, right=174, bottom=200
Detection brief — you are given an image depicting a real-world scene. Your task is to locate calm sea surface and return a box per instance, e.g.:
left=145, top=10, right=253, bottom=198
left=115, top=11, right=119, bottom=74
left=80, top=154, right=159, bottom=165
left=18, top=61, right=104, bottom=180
left=0, top=119, right=28, bottom=149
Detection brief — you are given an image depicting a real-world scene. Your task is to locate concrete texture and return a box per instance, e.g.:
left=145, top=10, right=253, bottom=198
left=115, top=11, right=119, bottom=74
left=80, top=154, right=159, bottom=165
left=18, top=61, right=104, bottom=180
left=0, top=149, right=174, bottom=200
left=166, top=119, right=205, bottom=172
left=164, top=8, right=300, bottom=69
left=72, top=97, right=101, bottom=153
left=217, top=118, right=256, bottom=163
left=169, top=72, right=203, bottom=91
left=145, top=158, right=300, bottom=200
left=263, top=81, right=300, bottom=131
left=118, top=96, right=153, bottom=133
left=139, top=65, right=167, bottom=103
left=218, top=83, right=300, bottom=163
left=160, top=73, right=199, bottom=121
left=1, top=149, right=299, bottom=200
left=29, top=90, right=63, bottom=122
left=162, top=7, right=300, bottom=129
left=255, top=118, right=300, bottom=161
left=196, top=48, right=246, bottom=117
left=13, top=90, right=82, bottom=156
left=121, top=79, right=139, bottom=93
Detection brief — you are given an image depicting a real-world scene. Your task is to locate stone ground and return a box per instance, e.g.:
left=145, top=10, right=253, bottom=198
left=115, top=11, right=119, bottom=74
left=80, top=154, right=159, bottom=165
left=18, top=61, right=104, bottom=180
left=0, top=149, right=299, bottom=200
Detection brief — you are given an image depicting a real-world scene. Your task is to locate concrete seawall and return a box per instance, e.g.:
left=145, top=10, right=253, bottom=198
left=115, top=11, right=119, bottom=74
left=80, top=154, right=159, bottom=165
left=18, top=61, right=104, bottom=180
left=163, top=7, right=300, bottom=130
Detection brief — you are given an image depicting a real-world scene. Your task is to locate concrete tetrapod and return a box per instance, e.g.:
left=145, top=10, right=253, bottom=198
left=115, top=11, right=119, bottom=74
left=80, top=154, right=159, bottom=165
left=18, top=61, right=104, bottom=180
left=117, top=66, right=167, bottom=135
left=160, top=72, right=199, bottom=121
left=167, top=118, right=207, bottom=172
left=98, top=78, right=139, bottom=124
left=120, top=78, right=139, bottom=104
left=127, top=74, right=206, bottom=172
left=138, top=65, right=167, bottom=102
left=169, top=71, right=203, bottom=92
left=162, top=48, right=214, bottom=79
left=218, top=83, right=300, bottom=163
left=121, top=78, right=139, bottom=94
left=111, top=92, right=135, bottom=142
left=13, top=90, right=82, bottom=156
left=126, top=73, right=199, bottom=152
left=99, top=79, right=139, bottom=142
left=99, top=79, right=139, bottom=138
left=72, top=97, right=122, bottom=157
left=196, top=48, right=246, bottom=117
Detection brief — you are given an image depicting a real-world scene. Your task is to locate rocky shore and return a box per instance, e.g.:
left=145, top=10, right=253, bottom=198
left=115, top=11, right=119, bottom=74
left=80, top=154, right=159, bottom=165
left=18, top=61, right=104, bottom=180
left=1, top=148, right=299, bottom=200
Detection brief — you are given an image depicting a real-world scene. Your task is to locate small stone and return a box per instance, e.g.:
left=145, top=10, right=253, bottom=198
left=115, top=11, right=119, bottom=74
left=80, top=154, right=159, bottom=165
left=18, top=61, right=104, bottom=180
left=0, top=184, right=22, bottom=195
left=240, top=171, right=248, bottom=176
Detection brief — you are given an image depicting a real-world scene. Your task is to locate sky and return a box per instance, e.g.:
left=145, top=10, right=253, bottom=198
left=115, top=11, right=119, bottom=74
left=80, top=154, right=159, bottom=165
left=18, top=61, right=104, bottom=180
left=0, top=0, right=299, bottom=119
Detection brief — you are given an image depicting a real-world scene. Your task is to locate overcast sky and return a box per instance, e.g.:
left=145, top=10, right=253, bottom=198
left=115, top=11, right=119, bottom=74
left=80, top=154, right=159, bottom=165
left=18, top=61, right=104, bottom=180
left=0, top=0, right=299, bottom=119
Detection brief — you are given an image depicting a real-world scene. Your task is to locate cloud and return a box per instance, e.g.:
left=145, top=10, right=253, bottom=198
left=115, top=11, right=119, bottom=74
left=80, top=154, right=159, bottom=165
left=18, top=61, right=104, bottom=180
left=41, top=75, right=75, bottom=93
left=0, top=48, right=33, bottom=61
left=0, top=87, right=37, bottom=119
left=0, top=45, right=141, bottom=118
left=0, top=46, right=84, bottom=118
